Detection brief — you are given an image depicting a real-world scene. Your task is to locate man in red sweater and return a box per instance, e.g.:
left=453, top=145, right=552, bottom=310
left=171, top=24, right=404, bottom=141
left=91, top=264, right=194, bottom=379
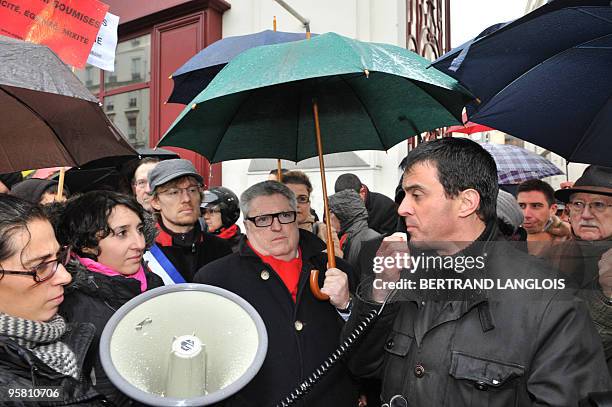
left=194, top=181, right=358, bottom=406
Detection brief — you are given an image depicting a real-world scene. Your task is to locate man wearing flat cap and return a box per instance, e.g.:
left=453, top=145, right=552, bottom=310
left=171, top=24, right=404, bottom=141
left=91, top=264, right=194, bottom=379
left=553, top=165, right=612, bottom=375
left=143, top=159, right=232, bottom=284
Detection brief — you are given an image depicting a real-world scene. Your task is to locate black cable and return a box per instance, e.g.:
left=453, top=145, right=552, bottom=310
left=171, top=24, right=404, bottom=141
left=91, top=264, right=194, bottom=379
left=274, top=291, right=395, bottom=407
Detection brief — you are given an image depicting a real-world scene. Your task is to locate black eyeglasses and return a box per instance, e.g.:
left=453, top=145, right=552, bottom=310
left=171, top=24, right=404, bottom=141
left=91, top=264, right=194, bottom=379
left=0, top=246, right=71, bottom=283
left=246, top=211, right=297, bottom=227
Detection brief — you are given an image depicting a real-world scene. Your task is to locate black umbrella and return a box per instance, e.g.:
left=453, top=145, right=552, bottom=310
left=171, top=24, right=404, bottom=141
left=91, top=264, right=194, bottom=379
left=0, top=36, right=137, bottom=172
left=432, top=0, right=612, bottom=166
left=63, top=148, right=180, bottom=193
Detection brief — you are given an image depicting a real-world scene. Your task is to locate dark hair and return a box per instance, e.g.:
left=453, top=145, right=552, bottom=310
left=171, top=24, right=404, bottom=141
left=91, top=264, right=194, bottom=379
left=517, top=179, right=555, bottom=206
left=268, top=168, right=288, bottom=175
left=0, top=195, right=47, bottom=264
left=334, top=173, right=362, bottom=194
left=56, top=191, right=157, bottom=260
left=404, top=138, right=498, bottom=223
left=131, top=157, right=160, bottom=183
left=282, top=170, right=313, bottom=194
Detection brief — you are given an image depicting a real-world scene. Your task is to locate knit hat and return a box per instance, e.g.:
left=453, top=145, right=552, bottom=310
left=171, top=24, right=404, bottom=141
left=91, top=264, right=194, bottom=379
left=496, top=190, right=523, bottom=232
left=10, top=179, right=61, bottom=204
left=148, top=159, right=203, bottom=192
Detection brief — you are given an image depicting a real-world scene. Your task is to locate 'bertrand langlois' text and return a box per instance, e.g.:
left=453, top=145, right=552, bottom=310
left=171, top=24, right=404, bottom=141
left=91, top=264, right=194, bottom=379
left=374, top=278, right=566, bottom=291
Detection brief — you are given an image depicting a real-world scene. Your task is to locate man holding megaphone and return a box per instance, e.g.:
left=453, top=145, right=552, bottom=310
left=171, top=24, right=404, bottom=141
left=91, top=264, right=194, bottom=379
left=195, top=181, right=359, bottom=406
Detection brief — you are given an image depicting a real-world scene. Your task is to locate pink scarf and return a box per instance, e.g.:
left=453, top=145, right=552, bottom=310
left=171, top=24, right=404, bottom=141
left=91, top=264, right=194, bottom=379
left=77, top=256, right=148, bottom=292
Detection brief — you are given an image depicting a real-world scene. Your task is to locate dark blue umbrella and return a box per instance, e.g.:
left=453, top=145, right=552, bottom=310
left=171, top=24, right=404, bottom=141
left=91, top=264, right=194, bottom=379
left=168, top=30, right=312, bottom=104
left=432, top=0, right=612, bottom=166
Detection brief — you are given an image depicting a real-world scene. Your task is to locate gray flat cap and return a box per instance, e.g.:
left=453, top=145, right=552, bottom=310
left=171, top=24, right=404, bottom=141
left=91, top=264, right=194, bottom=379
left=148, top=159, right=203, bottom=191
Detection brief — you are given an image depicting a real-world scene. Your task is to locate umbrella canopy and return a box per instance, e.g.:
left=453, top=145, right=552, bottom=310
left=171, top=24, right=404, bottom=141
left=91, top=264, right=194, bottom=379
left=480, top=142, right=563, bottom=185
left=446, top=112, right=494, bottom=135
left=0, top=36, right=137, bottom=173
left=432, top=0, right=612, bottom=166
left=168, top=30, right=312, bottom=104
left=158, top=32, right=473, bottom=163
left=63, top=148, right=181, bottom=193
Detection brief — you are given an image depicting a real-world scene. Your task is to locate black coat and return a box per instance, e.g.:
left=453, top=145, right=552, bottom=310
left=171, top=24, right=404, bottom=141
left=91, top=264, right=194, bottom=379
left=344, top=224, right=612, bottom=406
left=153, top=221, right=233, bottom=282
left=59, top=260, right=163, bottom=406
left=194, top=230, right=359, bottom=407
left=365, top=190, right=398, bottom=237
left=0, top=322, right=106, bottom=406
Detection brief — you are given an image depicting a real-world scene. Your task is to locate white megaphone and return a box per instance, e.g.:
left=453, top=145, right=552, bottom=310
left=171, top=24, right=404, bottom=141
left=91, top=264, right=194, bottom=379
left=99, top=284, right=268, bottom=406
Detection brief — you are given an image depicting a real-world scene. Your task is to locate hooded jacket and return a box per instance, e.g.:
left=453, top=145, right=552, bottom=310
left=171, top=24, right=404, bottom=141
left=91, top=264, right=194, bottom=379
left=329, top=190, right=381, bottom=269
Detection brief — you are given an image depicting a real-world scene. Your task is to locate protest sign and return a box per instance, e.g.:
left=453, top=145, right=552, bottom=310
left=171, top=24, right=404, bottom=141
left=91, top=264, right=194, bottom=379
left=0, top=0, right=109, bottom=67
left=86, top=11, right=118, bottom=71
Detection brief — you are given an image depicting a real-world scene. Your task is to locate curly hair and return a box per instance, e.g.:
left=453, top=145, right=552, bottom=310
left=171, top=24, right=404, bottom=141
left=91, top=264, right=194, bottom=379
left=55, top=191, right=158, bottom=260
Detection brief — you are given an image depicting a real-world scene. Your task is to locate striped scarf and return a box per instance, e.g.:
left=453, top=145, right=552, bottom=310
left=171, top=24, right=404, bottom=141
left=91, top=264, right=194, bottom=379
left=0, top=313, right=79, bottom=379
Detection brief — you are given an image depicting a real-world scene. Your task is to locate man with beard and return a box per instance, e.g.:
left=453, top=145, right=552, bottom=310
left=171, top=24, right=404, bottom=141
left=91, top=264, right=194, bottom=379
left=143, top=159, right=231, bottom=283
left=344, top=138, right=610, bottom=406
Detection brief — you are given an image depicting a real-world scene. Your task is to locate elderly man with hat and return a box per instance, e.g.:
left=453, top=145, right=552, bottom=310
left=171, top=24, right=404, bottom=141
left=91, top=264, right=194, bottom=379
left=143, top=159, right=232, bottom=284
left=553, top=165, right=612, bottom=375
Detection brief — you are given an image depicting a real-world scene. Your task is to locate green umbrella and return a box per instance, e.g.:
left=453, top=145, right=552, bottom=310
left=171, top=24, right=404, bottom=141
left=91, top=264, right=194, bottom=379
left=158, top=32, right=473, bottom=299
left=159, top=32, right=472, bottom=162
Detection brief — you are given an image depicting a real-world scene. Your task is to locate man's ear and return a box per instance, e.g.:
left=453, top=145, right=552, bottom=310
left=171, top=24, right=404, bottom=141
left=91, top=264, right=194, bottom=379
left=359, top=185, right=367, bottom=201
left=549, top=203, right=558, bottom=216
left=150, top=195, right=161, bottom=212
left=457, top=189, right=481, bottom=218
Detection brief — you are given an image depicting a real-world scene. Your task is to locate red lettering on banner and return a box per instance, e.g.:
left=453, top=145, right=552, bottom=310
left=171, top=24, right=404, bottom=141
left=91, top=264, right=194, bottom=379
left=0, top=0, right=109, bottom=67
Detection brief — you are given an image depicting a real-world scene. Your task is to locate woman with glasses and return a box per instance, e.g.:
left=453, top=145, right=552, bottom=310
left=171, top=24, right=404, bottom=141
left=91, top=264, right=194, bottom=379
left=56, top=191, right=163, bottom=406
left=0, top=194, right=106, bottom=405
left=201, top=186, right=243, bottom=252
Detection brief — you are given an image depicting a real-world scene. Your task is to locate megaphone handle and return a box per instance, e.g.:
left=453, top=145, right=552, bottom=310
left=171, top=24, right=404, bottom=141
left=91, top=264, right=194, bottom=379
left=274, top=307, right=381, bottom=407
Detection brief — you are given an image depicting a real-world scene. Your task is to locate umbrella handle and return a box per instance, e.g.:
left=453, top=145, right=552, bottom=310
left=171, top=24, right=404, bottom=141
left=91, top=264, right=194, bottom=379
left=310, top=269, right=330, bottom=301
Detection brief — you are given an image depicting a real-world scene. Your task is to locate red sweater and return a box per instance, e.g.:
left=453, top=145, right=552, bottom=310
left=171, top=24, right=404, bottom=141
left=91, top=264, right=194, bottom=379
left=247, top=241, right=302, bottom=302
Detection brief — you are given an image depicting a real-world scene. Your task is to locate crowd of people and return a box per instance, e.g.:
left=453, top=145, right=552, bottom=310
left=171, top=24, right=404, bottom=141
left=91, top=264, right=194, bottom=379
left=0, top=138, right=611, bottom=406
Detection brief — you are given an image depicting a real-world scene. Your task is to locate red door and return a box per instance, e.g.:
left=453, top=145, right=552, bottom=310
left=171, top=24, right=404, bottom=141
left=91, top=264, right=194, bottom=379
left=151, top=11, right=223, bottom=188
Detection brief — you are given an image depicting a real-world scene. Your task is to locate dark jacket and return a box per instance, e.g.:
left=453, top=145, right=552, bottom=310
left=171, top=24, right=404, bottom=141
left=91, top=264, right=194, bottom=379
left=364, top=189, right=398, bottom=237
left=546, top=238, right=612, bottom=377
left=152, top=221, right=232, bottom=282
left=193, top=229, right=359, bottom=407
left=329, top=189, right=382, bottom=270
left=0, top=322, right=107, bottom=406
left=59, top=260, right=163, bottom=406
left=344, top=224, right=611, bottom=407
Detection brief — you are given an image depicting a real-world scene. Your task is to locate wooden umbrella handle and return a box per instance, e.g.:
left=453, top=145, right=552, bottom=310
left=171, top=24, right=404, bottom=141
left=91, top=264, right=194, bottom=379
left=310, top=269, right=329, bottom=301
left=309, top=99, right=333, bottom=301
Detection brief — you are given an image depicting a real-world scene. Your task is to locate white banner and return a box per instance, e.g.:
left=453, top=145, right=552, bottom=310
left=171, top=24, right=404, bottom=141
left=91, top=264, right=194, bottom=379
left=87, top=12, right=119, bottom=72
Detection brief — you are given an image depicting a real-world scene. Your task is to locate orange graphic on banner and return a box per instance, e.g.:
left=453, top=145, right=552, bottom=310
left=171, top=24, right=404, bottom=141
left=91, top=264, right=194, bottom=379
left=0, top=0, right=109, bottom=68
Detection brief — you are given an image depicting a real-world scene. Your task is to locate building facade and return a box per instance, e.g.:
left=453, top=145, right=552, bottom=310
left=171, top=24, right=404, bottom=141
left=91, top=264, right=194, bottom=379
left=75, top=0, right=451, bottom=209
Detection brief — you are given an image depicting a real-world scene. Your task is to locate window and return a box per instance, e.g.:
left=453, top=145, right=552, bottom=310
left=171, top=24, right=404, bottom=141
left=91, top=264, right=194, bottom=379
left=73, top=34, right=151, bottom=150
left=105, top=34, right=150, bottom=90
left=131, top=57, right=142, bottom=81
left=127, top=117, right=137, bottom=140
